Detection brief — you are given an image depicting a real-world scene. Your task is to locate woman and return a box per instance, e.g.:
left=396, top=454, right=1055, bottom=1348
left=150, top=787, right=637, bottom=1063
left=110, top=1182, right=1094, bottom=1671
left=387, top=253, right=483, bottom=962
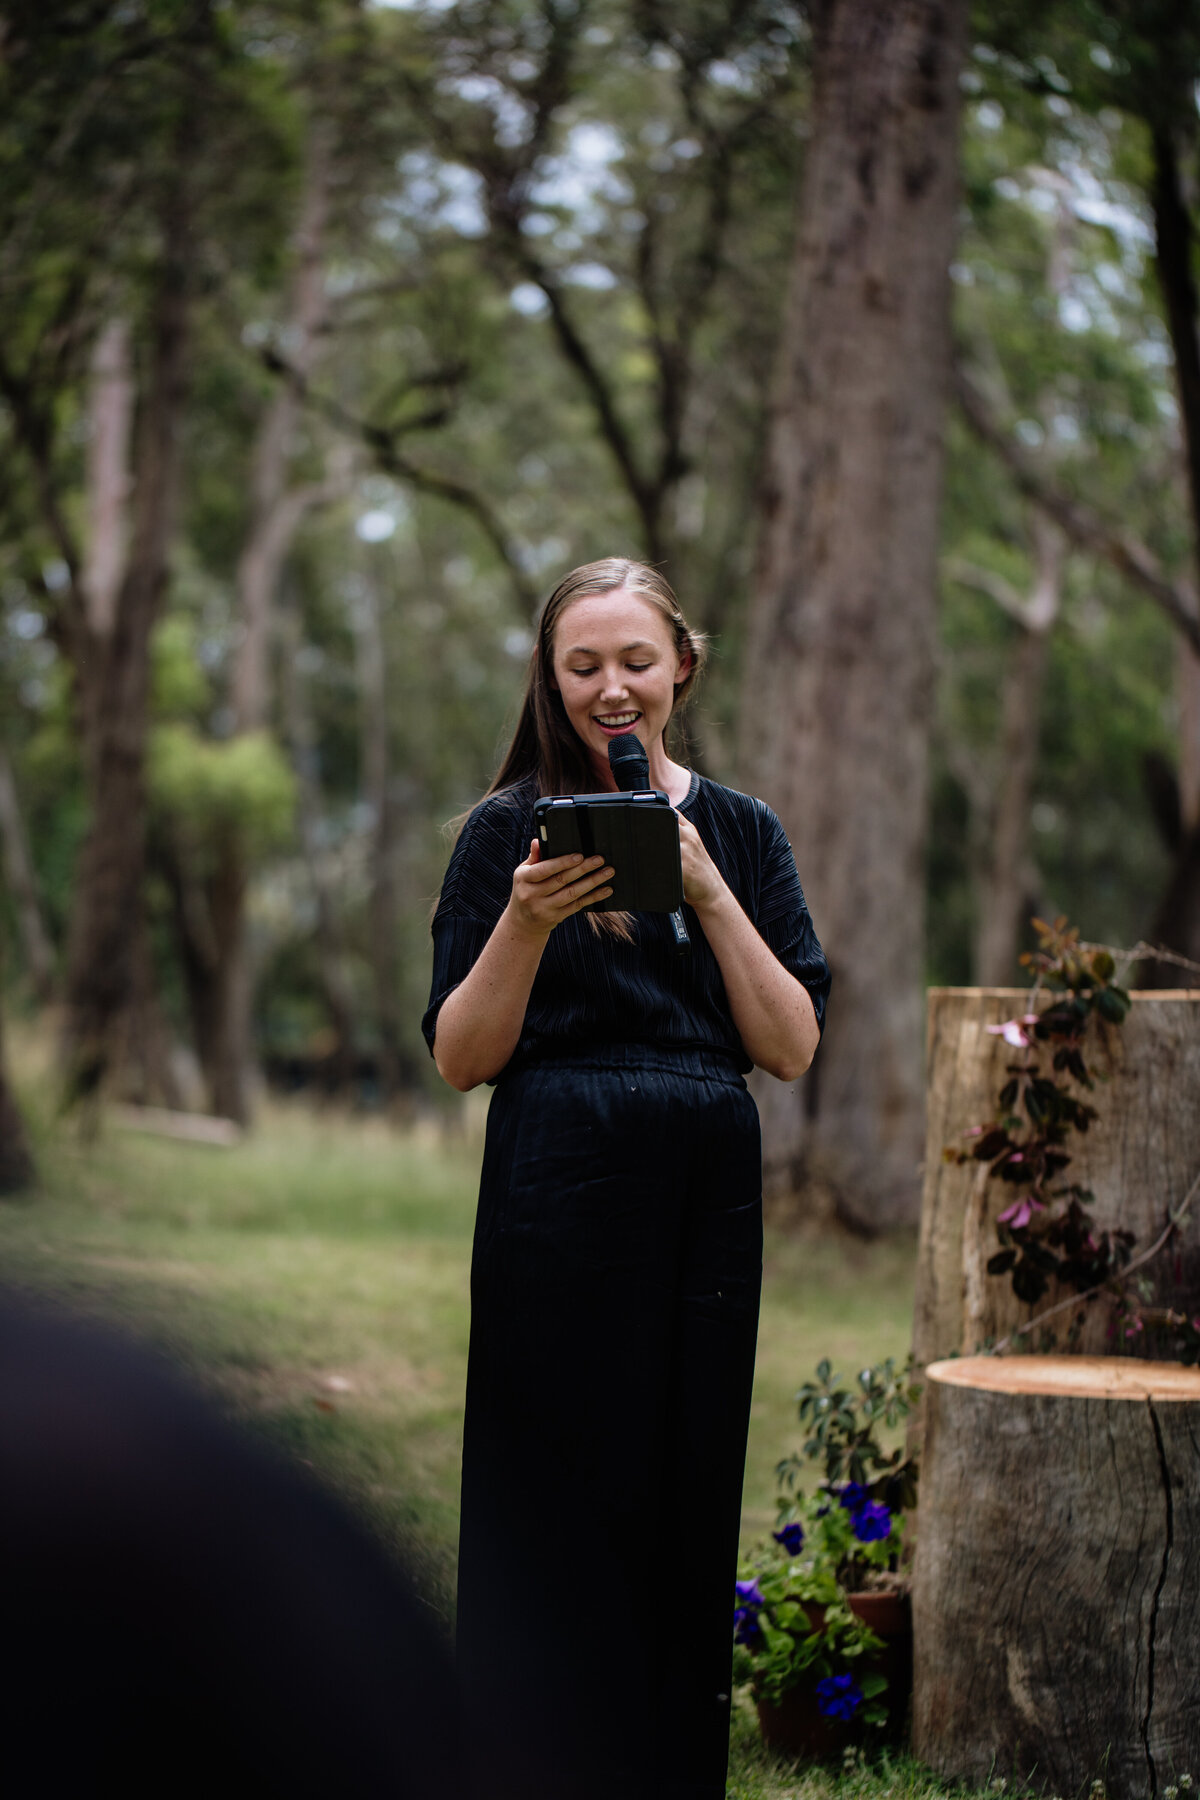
left=424, top=558, right=829, bottom=1800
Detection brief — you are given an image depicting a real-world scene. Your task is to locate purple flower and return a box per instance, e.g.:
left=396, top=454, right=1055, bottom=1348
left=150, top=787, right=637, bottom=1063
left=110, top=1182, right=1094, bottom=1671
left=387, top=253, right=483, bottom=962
left=733, top=1578, right=764, bottom=1647
left=773, top=1522, right=805, bottom=1556
left=839, top=1483, right=870, bottom=1513
left=815, top=1672, right=863, bottom=1720
left=998, top=1196, right=1043, bottom=1230
left=851, top=1500, right=892, bottom=1543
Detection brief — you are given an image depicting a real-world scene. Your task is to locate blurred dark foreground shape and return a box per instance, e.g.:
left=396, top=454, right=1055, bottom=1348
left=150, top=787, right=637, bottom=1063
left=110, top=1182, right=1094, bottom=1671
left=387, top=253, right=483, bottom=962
left=0, top=1293, right=465, bottom=1798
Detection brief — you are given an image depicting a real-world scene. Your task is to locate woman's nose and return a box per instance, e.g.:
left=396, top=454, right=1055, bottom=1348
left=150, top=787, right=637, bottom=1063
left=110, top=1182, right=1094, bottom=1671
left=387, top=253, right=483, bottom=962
left=600, top=668, right=628, bottom=701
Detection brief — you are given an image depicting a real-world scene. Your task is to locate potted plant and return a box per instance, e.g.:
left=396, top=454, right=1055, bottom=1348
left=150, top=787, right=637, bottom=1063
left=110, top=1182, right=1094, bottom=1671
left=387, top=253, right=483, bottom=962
left=733, top=1355, right=921, bottom=1759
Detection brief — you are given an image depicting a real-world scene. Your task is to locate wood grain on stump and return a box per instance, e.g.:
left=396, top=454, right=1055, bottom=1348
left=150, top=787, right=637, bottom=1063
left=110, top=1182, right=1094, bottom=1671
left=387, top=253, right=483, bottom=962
left=913, top=990, right=1200, bottom=1370
left=912, top=1356, right=1200, bottom=1799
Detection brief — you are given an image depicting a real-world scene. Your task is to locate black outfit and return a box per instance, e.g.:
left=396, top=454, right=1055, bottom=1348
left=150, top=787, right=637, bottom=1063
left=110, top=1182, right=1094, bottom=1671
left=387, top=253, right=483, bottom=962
left=424, top=772, right=829, bottom=1800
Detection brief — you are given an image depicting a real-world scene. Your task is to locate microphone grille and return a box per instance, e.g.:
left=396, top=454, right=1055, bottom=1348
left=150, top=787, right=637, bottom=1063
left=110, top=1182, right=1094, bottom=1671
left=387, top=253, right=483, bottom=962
left=608, top=733, right=650, bottom=791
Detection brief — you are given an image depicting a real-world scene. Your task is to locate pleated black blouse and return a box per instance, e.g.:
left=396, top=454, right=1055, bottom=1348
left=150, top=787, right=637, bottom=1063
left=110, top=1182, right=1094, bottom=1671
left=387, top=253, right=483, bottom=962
left=422, top=770, right=830, bottom=1077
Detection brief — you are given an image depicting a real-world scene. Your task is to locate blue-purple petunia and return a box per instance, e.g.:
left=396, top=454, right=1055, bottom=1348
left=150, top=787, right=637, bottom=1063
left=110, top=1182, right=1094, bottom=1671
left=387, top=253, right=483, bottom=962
left=733, top=1578, right=764, bottom=1647
left=815, top=1671, right=864, bottom=1720
left=772, top=1522, right=805, bottom=1556
left=851, top=1499, right=892, bottom=1543
left=839, top=1482, right=870, bottom=1512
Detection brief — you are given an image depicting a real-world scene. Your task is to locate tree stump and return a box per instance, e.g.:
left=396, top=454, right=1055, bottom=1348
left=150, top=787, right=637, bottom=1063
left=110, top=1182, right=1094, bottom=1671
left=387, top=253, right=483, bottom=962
left=913, top=989, right=1200, bottom=1369
left=912, top=1355, right=1200, bottom=1798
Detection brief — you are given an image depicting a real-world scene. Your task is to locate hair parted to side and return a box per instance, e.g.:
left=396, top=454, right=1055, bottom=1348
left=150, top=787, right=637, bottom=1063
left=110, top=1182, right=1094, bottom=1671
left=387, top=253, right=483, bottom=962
left=486, top=557, right=708, bottom=802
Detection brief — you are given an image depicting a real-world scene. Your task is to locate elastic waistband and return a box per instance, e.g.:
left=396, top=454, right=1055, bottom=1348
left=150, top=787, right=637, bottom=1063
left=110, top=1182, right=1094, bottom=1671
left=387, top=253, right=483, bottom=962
left=501, top=1041, right=747, bottom=1085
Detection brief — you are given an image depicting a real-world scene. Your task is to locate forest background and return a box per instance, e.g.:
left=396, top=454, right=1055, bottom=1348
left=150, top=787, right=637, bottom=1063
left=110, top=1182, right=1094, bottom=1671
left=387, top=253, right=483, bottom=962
left=3, top=0, right=1200, bottom=1235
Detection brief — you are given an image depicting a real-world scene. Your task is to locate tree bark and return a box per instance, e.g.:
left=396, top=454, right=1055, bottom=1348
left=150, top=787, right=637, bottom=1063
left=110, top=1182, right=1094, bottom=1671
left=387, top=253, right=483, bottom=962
left=0, top=745, right=55, bottom=1003
left=81, top=316, right=133, bottom=638
left=1142, top=121, right=1200, bottom=984
left=201, top=125, right=334, bottom=1124
left=60, top=199, right=190, bottom=1104
left=278, top=590, right=356, bottom=1093
left=353, top=572, right=411, bottom=1103
left=955, top=523, right=1062, bottom=985
left=912, top=989, right=1200, bottom=1370
left=0, top=986, right=35, bottom=1196
left=738, top=0, right=968, bottom=1226
left=912, top=1354, right=1200, bottom=1800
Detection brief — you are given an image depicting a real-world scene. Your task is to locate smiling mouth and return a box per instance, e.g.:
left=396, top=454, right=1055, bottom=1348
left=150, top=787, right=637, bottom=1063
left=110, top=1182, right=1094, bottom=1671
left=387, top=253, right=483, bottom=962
left=594, top=711, right=641, bottom=731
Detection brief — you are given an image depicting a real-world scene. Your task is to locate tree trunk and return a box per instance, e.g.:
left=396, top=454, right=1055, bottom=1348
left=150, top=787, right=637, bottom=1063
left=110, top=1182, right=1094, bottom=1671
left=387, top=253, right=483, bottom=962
left=81, top=317, right=133, bottom=638
left=0, top=746, right=55, bottom=1003
left=114, top=901, right=187, bottom=1112
left=60, top=205, right=190, bottom=1104
left=737, top=0, right=968, bottom=1227
left=278, top=590, right=356, bottom=1093
left=0, top=985, right=35, bottom=1196
left=200, top=124, right=334, bottom=1125
left=971, top=626, right=1048, bottom=985
left=354, top=572, right=410, bottom=1103
left=973, top=525, right=1062, bottom=985
left=912, top=988, right=1200, bottom=1370
left=1144, top=122, right=1200, bottom=981
left=912, top=1354, right=1200, bottom=1800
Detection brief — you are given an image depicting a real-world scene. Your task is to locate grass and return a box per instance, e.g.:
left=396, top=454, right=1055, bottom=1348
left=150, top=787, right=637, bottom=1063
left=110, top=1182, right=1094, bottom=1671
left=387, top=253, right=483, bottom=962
left=2, top=1034, right=973, bottom=1800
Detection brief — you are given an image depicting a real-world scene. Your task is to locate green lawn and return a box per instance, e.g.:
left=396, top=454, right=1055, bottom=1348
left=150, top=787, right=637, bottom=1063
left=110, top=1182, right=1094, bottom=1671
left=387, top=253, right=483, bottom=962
left=2, top=1051, right=970, bottom=1800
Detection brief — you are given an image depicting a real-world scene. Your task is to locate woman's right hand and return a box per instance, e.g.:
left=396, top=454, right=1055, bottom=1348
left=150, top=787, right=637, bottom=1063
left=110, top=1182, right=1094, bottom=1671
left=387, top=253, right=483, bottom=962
left=508, top=838, right=614, bottom=937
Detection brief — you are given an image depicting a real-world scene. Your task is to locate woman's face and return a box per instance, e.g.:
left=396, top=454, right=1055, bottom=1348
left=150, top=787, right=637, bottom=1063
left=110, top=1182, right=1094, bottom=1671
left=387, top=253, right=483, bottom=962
left=550, top=587, right=691, bottom=774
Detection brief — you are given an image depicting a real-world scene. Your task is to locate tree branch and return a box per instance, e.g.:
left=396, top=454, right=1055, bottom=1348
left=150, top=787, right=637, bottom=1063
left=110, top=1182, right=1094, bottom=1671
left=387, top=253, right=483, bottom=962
left=256, top=347, right=535, bottom=613
left=954, top=364, right=1200, bottom=656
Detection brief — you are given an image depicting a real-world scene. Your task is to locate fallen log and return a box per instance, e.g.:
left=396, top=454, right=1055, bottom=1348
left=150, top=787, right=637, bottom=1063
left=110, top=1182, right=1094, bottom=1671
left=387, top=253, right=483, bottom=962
left=110, top=1104, right=242, bottom=1148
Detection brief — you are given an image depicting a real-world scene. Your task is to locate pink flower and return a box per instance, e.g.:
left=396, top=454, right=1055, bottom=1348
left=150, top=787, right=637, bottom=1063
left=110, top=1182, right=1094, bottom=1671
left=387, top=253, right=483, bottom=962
left=998, top=1197, right=1043, bottom=1230
left=987, top=1020, right=1032, bottom=1049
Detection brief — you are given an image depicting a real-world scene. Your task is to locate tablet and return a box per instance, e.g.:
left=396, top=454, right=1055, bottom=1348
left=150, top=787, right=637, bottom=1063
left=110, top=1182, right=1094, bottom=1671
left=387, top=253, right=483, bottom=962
left=532, top=791, right=684, bottom=913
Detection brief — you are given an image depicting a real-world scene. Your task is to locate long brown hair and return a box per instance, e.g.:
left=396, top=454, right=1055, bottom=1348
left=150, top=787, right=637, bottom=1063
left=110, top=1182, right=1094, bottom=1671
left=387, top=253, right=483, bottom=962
left=486, top=557, right=708, bottom=801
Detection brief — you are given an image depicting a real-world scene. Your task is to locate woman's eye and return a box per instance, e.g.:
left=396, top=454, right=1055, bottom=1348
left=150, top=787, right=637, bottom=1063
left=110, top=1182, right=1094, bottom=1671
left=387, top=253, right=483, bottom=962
left=571, top=666, right=598, bottom=678
left=627, top=663, right=651, bottom=672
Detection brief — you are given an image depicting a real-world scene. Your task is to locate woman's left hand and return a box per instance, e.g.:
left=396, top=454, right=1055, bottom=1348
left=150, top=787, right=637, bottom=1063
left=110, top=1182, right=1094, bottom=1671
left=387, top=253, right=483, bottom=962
left=676, top=812, right=728, bottom=912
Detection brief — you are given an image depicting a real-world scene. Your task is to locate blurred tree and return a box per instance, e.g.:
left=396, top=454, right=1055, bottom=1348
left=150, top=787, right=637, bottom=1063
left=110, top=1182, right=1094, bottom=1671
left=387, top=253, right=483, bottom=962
left=0, top=0, right=294, bottom=1104
left=738, top=0, right=970, bottom=1228
left=0, top=987, right=34, bottom=1194
left=958, top=0, right=1200, bottom=978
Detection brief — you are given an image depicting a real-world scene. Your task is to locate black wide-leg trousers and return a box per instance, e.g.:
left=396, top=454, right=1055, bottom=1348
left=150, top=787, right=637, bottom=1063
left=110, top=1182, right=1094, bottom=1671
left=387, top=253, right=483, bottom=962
left=456, top=1045, right=762, bottom=1800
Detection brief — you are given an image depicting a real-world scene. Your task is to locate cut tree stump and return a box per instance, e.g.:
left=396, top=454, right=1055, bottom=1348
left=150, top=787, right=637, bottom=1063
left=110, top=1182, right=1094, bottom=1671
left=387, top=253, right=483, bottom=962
left=913, top=989, right=1200, bottom=1369
left=912, top=1355, right=1200, bottom=1799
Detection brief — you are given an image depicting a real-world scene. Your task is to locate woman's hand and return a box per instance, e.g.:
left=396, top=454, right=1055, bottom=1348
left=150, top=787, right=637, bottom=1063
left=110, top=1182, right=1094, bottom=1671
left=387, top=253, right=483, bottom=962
left=676, top=812, right=729, bottom=913
left=508, top=839, right=614, bottom=938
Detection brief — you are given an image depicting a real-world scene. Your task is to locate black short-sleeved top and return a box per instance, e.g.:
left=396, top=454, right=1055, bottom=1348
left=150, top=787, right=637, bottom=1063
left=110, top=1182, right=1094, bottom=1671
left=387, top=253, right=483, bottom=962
left=422, top=771, right=830, bottom=1078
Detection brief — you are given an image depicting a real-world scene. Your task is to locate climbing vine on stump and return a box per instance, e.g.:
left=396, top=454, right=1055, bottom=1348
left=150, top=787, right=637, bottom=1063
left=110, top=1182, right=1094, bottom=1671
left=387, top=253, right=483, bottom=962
left=947, top=917, right=1200, bottom=1358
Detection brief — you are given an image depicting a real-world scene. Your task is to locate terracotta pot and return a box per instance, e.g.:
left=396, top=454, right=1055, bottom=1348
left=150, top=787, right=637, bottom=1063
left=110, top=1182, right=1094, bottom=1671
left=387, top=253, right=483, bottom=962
left=755, top=1590, right=912, bottom=1762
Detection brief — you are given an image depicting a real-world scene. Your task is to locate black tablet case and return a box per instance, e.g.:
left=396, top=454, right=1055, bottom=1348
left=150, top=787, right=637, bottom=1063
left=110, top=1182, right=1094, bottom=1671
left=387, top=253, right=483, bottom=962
left=533, top=792, right=683, bottom=913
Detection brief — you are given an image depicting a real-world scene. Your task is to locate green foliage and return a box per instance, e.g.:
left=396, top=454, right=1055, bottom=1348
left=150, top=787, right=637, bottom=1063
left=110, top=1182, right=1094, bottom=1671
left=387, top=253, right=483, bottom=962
left=779, top=1358, right=921, bottom=1513
left=2, top=0, right=1197, bottom=1115
left=735, top=1358, right=920, bottom=1719
left=148, top=726, right=296, bottom=861
left=734, top=1521, right=892, bottom=1715
left=151, top=616, right=210, bottom=721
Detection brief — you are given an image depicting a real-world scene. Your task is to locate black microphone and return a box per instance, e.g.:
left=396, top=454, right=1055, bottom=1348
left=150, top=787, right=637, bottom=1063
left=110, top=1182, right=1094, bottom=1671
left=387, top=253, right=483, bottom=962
left=608, top=733, right=649, bottom=791
left=607, top=736, right=690, bottom=952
